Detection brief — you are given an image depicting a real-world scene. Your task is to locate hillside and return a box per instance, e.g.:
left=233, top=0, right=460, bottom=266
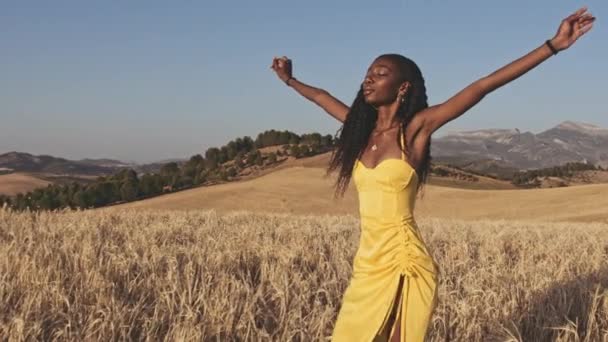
left=0, top=173, right=52, bottom=196
left=4, top=120, right=608, bottom=208
left=4, top=119, right=607, bottom=194
left=110, top=165, right=608, bottom=223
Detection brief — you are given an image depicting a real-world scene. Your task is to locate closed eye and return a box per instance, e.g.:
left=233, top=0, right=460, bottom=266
left=366, top=69, right=388, bottom=77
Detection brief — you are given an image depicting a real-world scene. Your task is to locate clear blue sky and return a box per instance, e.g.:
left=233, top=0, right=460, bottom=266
left=1, top=1, right=606, bottom=163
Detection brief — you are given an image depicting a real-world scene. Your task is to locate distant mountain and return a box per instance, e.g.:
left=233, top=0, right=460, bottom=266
left=0, top=152, right=121, bottom=175
left=0, top=152, right=185, bottom=176
left=3, top=120, right=606, bottom=179
left=152, top=157, right=189, bottom=164
left=77, top=158, right=136, bottom=168
left=432, top=120, right=608, bottom=175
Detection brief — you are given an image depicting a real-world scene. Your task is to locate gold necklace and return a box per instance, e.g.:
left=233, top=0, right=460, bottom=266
left=370, top=123, right=400, bottom=151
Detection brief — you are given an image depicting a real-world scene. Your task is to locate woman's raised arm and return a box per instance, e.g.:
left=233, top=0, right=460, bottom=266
left=418, top=6, right=596, bottom=136
left=271, top=56, right=350, bottom=123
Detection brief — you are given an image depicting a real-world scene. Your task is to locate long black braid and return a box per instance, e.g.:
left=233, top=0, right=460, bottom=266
left=325, top=54, right=432, bottom=199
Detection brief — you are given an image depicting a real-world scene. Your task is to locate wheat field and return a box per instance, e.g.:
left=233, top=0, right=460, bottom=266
left=1, top=207, right=607, bottom=341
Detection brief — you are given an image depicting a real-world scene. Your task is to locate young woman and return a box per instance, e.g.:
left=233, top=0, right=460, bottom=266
left=271, top=7, right=595, bottom=342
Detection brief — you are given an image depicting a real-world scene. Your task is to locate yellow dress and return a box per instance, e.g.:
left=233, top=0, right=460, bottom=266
left=331, top=130, right=440, bottom=342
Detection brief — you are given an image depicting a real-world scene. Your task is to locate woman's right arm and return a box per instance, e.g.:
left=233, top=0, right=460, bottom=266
left=271, top=56, right=350, bottom=123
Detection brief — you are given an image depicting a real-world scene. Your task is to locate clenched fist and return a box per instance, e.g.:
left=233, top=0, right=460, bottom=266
left=271, top=56, right=293, bottom=83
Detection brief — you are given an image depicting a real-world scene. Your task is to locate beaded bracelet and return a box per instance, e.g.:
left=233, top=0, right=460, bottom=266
left=545, top=39, right=558, bottom=55
left=285, top=76, right=296, bottom=86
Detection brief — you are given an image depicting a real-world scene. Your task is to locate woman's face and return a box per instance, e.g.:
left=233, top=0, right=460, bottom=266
left=362, top=57, right=405, bottom=106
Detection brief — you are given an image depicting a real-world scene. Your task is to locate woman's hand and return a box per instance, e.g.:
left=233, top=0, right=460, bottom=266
left=270, top=56, right=293, bottom=83
left=551, top=6, right=596, bottom=52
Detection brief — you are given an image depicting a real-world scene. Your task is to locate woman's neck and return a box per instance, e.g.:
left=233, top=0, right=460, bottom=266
left=375, top=103, right=401, bottom=129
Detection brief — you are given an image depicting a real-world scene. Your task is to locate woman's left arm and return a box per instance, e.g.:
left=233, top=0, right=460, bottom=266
left=420, top=6, right=596, bottom=136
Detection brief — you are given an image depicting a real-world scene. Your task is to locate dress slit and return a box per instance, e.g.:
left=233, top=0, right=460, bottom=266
left=374, top=274, right=406, bottom=341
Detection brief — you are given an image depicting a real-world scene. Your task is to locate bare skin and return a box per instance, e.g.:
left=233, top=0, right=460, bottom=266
left=272, top=6, right=595, bottom=341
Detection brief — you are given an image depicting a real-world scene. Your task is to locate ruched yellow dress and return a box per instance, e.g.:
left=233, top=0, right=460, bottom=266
left=331, top=130, right=440, bottom=342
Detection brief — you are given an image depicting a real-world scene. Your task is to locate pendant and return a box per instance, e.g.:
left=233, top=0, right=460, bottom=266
left=371, top=144, right=378, bottom=151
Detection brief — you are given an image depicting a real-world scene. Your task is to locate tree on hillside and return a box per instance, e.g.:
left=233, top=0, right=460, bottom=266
left=96, top=181, right=120, bottom=205
left=160, top=162, right=180, bottom=186
left=289, top=145, right=301, bottom=157
left=301, top=132, right=323, bottom=145
left=194, top=170, right=208, bottom=185
left=189, top=154, right=204, bottom=165
left=226, top=166, right=237, bottom=178
left=235, top=151, right=246, bottom=168
left=288, top=135, right=299, bottom=145
left=170, top=174, right=180, bottom=188
left=57, top=186, right=72, bottom=208
left=120, top=179, right=138, bottom=202
left=246, top=150, right=263, bottom=166
left=140, top=173, right=163, bottom=196
left=115, top=169, right=138, bottom=182
left=300, top=145, right=311, bottom=157
left=240, top=136, right=255, bottom=151
left=205, top=147, right=220, bottom=164
left=255, top=129, right=302, bottom=148
left=160, top=162, right=179, bottom=177
left=204, top=158, right=218, bottom=170
left=73, top=190, right=91, bottom=208
left=219, top=169, right=228, bottom=181
left=219, top=146, right=229, bottom=164
left=321, top=134, right=334, bottom=146
left=37, top=193, right=51, bottom=210
left=267, top=152, right=277, bottom=163
left=67, top=182, right=81, bottom=200
left=177, top=175, right=194, bottom=188
left=226, top=141, right=238, bottom=160
left=182, top=162, right=198, bottom=180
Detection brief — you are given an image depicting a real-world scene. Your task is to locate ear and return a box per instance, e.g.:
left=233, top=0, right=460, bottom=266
left=398, top=81, right=411, bottom=95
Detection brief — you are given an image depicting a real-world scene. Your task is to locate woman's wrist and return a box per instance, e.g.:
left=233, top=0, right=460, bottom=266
left=548, top=37, right=566, bottom=53
left=284, top=76, right=296, bottom=86
left=545, top=39, right=559, bottom=55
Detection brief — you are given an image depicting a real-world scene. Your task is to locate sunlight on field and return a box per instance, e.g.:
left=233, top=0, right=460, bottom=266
left=0, top=173, right=50, bottom=196
left=1, top=207, right=607, bottom=340
left=113, top=166, right=608, bottom=224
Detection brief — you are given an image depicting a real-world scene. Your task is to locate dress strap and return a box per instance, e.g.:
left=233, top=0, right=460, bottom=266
left=400, top=128, right=406, bottom=161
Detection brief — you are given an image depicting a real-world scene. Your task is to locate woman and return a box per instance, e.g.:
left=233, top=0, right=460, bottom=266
left=271, top=7, right=595, bottom=342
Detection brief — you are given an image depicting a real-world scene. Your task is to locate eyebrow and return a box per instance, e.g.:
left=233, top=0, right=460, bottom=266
left=367, top=64, right=392, bottom=72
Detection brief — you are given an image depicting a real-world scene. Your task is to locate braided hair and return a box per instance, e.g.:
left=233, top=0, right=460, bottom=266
left=325, top=54, right=432, bottom=199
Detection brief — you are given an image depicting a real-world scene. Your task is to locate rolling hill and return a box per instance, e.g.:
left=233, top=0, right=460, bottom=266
left=0, top=173, right=52, bottom=196
left=109, top=164, right=608, bottom=223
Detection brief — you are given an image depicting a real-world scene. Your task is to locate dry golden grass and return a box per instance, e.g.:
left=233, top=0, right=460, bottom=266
left=0, top=173, right=51, bottom=196
left=113, top=166, right=608, bottom=224
left=1, top=207, right=607, bottom=341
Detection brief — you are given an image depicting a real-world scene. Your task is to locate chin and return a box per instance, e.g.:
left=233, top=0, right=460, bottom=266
left=364, top=97, right=379, bottom=106
left=365, top=99, right=385, bottom=108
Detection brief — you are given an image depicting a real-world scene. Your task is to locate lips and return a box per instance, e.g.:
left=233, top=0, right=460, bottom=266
left=363, top=89, right=374, bottom=95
